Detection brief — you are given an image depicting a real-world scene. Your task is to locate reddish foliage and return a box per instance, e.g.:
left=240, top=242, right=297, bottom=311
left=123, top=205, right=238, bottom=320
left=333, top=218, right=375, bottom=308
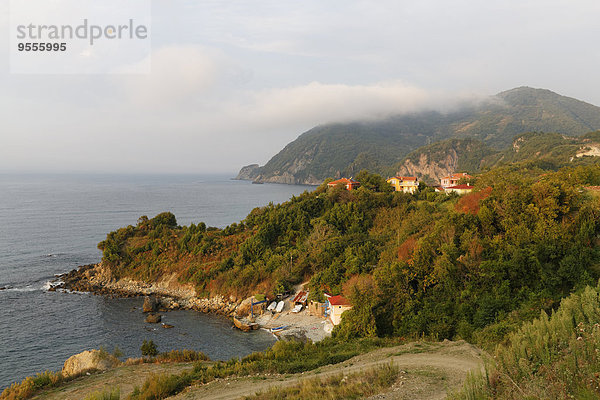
left=342, top=274, right=375, bottom=298
left=397, top=237, right=417, bottom=261
left=455, top=186, right=492, bottom=215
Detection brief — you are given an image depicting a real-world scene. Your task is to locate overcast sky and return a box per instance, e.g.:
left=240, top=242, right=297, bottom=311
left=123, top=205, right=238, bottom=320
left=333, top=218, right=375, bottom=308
left=1, top=0, right=600, bottom=174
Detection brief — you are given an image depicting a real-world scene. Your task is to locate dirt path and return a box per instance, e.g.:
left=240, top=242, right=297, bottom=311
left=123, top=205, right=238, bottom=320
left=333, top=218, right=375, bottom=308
left=171, top=340, right=483, bottom=400
left=31, top=362, right=194, bottom=400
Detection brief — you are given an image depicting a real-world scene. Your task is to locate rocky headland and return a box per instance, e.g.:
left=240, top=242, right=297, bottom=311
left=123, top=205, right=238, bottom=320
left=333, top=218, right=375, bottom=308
left=55, top=263, right=239, bottom=316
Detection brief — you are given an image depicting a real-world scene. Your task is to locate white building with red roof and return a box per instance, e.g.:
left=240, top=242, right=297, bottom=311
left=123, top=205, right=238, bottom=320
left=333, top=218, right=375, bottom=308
left=440, top=172, right=473, bottom=188
left=444, top=184, right=474, bottom=195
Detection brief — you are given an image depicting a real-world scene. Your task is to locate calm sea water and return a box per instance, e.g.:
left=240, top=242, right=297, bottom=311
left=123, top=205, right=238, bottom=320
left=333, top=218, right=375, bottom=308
left=0, top=173, right=311, bottom=389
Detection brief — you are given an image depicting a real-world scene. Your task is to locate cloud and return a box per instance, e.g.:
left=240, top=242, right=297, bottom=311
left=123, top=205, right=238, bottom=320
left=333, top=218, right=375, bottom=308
left=116, top=45, right=227, bottom=108
left=239, top=81, right=443, bottom=128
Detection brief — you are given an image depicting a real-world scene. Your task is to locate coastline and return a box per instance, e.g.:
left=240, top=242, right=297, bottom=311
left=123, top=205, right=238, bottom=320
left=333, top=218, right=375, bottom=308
left=56, top=263, right=239, bottom=316
left=55, top=263, right=333, bottom=342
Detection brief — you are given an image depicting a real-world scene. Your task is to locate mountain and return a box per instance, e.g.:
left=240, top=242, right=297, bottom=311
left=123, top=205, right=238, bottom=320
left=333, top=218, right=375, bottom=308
left=237, top=87, right=600, bottom=185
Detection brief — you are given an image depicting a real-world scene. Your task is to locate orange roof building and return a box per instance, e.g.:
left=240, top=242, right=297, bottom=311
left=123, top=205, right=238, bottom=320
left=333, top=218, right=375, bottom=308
left=441, top=173, right=473, bottom=188
left=327, top=178, right=361, bottom=191
left=387, top=176, right=419, bottom=193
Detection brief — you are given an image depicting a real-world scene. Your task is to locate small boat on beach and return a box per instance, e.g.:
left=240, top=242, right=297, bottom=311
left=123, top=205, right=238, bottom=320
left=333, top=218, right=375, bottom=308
left=233, top=316, right=259, bottom=332
left=270, top=326, right=287, bottom=333
left=275, top=300, right=285, bottom=313
left=267, top=301, right=277, bottom=311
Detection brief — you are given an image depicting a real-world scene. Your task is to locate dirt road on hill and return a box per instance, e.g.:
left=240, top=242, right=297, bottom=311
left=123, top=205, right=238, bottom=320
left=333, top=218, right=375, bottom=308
left=27, top=341, right=482, bottom=400
left=171, top=340, right=484, bottom=400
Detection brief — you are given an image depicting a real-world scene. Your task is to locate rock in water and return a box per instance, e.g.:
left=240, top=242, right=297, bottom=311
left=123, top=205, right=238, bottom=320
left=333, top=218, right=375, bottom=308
left=62, top=350, right=119, bottom=377
left=143, top=296, right=158, bottom=313
left=145, top=313, right=162, bottom=323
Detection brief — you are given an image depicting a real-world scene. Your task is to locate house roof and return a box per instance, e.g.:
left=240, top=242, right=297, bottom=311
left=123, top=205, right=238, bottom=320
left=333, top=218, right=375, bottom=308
left=388, top=176, right=417, bottom=181
left=293, top=290, right=309, bottom=303
left=328, top=295, right=351, bottom=306
left=442, top=173, right=473, bottom=180
left=328, top=178, right=360, bottom=186
left=445, top=184, right=474, bottom=190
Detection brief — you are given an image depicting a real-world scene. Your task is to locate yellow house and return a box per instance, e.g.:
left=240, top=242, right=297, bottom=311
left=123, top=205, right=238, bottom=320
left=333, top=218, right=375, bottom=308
left=387, top=176, right=419, bottom=193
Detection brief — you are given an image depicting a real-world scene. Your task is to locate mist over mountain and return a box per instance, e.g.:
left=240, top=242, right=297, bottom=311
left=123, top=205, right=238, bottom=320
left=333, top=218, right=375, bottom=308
left=237, top=87, right=600, bottom=185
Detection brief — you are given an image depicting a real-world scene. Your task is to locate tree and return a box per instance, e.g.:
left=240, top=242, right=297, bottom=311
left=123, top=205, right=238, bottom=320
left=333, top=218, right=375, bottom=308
left=141, top=339, right=158, bottom=357
left=151, top=212, right=178, bottom=229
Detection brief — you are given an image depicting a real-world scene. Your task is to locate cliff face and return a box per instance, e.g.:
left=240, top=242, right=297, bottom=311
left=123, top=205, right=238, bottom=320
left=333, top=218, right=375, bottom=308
left=393, top=138, right=495, bottom=183
left=397, top=151, right=460, bottom=183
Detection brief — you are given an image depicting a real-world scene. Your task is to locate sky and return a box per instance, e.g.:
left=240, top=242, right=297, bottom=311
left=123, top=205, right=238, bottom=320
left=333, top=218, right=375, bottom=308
left=1, top=0, right=600, bottom=174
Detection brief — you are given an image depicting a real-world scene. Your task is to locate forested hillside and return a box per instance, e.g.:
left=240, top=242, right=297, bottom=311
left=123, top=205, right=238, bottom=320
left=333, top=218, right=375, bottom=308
left=100, top=163, right=600, bottom=344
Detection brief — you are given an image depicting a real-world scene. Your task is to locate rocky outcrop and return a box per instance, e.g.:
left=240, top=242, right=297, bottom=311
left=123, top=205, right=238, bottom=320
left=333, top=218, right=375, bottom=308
left=58, top=263, right=240, bottom=316
left=235, top=164, right=321, bottom=185
left=145, top=313, right=162, bottom=323
left=62, top=350, right=119, bottom=377
left=397, top=151, right=459, bottom=183
left=235, top=164, right=261, bottom=181
left=143, top=296, right=158, bottom=313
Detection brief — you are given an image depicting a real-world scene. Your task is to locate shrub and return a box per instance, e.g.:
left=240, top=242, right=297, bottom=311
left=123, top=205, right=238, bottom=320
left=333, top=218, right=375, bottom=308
left=451, top=284, right=600, bottom=399
left=128, top=373, right=191, bottom=400
left=84, top=388, right=120, bottom=400
left=155, top=350, right=210, bottom=363
left=141, top=340, right=158, bottom=357
left=0, top=370, right=64, bottom=400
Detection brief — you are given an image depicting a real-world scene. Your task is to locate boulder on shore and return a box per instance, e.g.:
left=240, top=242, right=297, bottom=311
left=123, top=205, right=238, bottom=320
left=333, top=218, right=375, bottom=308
left=145, top=313, right=162, bottom=323
left=143, top=296, right=158, bottom=313
left=62, top=350, right=119, bottom=377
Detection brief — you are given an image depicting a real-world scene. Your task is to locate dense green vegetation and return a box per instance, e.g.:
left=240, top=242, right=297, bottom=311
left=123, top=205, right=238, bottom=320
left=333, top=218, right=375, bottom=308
left=243, top=87, right=600, bottom=183
left=451, top=284, right=600, bottom=399
left=100, top=163, right=600, bottom=347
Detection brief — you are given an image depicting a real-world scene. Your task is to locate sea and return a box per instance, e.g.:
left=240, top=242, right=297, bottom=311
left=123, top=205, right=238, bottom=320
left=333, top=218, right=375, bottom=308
left=0, top=173, right=311, bottom=390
